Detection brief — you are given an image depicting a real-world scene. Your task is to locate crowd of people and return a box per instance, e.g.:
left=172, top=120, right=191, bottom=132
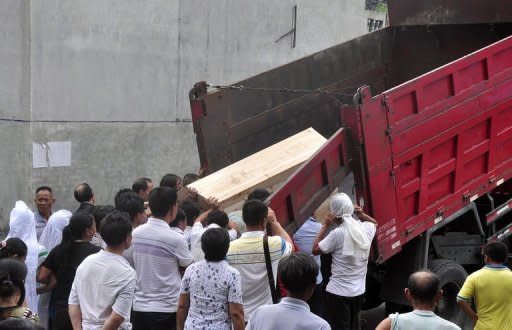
left=0, top=173, right=510, bottom=330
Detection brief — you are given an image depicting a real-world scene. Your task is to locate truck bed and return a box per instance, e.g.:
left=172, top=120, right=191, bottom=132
left=190, top=22, right=512, bottom=264
left=190, top=23, right=512, bottom=172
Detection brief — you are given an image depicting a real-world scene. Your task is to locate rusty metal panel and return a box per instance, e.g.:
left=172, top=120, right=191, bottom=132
left=190, top=24, right=512, bottom=174
left=388, top=0, right=512, bottom=26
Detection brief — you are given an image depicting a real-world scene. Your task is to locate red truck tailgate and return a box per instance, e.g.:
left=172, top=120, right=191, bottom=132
left=361, top=36, right=512, bottom=262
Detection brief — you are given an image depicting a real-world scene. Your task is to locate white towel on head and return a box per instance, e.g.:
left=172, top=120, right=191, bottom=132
left=330, top=193, right=371, bottom=259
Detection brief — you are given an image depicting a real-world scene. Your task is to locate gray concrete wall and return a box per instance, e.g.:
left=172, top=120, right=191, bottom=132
left=0, top=0, right=380, bottom=229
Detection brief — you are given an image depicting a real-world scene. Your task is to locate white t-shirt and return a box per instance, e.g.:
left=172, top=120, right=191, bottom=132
left=69, top=250, right=136, bottom=330
left=318, top=221, right=376, bottom=297
left=190, top=222, right=238, bottom=262
left=131, top=218, right=193, bottom=312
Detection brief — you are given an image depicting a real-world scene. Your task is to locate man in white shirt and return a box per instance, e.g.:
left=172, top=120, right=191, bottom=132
left=131, top=187, right=193, bottom=330
left=247, top=252, right=330, bottom=330
left=69, top=210, right=136, bottom=330
left=190, top=210, right=237, bottom=262
left=226, top=199, right=293, bottom=321
left=313, top=193, right=377, bottom=330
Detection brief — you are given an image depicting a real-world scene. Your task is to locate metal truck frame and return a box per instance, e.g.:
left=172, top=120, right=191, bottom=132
left=188, top=2, right=512, bottom=324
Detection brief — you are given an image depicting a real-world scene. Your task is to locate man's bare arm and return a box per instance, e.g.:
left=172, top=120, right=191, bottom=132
left=267, top=208, right=293, bottom=246
left=458, top=300, right=478, bottom=324
left=102, top=311, right=124, bottom=330
left=312, top=214, right=335, bottom=255
left=68, top=304, right=83, bottom=330
left=375, top=317, right=392, bottom=330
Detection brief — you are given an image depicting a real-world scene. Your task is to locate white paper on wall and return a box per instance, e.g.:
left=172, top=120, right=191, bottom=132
left=32, top=141, right=72, bottom=168
left=32, top=143, right=49, bottom=168
left=47, top=141, right=72, bottom=167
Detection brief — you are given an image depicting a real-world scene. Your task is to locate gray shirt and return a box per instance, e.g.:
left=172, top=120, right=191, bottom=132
left=390, top=310, right=461, bottom=330
left=247, top=297, right=330, bottom=330
left=34, top=211, right=50, bottom=240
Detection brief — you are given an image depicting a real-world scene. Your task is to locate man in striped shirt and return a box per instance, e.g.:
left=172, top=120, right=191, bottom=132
left=226, top=199, right=293, bottom=321
left=130, top=187, right=193, bottom=330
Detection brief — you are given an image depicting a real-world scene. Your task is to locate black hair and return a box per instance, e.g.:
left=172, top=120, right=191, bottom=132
left=92, top=205, right=115, bottom=231
left=484, top=241, right=508, bottom=263
left=159, top=174, right=182, bottom=190
left=201, top=228, right=230, bottom=262
left=247, top=188, right=270, bottom=202
left=0, top=270, right=24, bottom=308
left=149, top=187, right=177, bottom=218
left=35, top=186, right=53, bottom=194
left=115, top=191, right=144, bottom=222
left=0, top=318, right=44, bottom=329
left=0, top=239, right=27, bottom=260
left=242, top=199, right=268, bottom=227
left=114, top=188, right=133, bottom=208
left=132, top=177, right=152, bottom=193
left=182, top=173, right=200, bottom=186
left=100, top=211, right=132, bottom=247
left=278, top=252, right=318, bottom=295
left=61, top=214, right=95, bottom=268
left=207, top=210, right=229, bottom=228
left=74, top=183, right=93, bottom=203
left=170, top=208, right=187, bottom=228
left=407, top=271, right=440, bottom=305
left=180, top=200, right=200, bottom=227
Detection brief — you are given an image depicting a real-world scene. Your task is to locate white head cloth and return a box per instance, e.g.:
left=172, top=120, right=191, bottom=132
left=330, top=193, right=371, bottom=258
left=39, top=209, right=72, bottom=252
left=7, top=201, right=41, bottom=313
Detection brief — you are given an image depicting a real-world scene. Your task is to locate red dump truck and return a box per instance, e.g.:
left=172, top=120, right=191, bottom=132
left=189, top=1, right=512, bottom=324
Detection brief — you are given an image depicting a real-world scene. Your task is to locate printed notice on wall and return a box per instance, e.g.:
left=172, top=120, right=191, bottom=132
left=32, top=141, right=72, bottom=168
left=32, top=143, right=48, bottom=168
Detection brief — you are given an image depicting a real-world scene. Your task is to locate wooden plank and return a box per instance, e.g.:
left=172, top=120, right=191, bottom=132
left=183, top=128, right=327, bottom=210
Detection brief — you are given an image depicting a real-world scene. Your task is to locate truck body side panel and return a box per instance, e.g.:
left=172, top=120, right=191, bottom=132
left=361, top=36, right=512, bottom=262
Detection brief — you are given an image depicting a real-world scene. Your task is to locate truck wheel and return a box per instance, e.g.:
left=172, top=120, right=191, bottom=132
left=428, top=259, right=468, bottom=325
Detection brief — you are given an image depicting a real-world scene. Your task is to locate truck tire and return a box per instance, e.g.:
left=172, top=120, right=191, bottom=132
left=428, top=259, right=468, bottom=326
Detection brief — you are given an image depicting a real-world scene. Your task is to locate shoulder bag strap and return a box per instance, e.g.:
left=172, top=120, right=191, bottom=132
left=263, top=235, right=278, bottom=304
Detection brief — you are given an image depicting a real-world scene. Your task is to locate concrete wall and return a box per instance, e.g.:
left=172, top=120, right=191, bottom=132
left=0, top=0, right=379, bottom=230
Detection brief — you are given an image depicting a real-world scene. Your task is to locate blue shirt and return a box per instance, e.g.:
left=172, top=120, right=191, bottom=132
left=247, top=297, right=330, bottom=330
left=293, top=217, right=322, bottom=284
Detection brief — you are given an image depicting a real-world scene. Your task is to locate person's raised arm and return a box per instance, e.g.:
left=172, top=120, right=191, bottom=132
left=229, top=302, right=245, bottom=330
left=177, top=293, right=190, bottom=330
left=312, top=214, right=335, bottom=255
left=266, top=208, right=292, bottom=246
left=68, top=304, right=83, bottom=330
left=354, top=205, right=377, bottom=225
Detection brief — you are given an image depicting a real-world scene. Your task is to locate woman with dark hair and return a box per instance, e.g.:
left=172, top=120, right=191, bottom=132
left=37, top=214, right=100, bottom=330
left=0, top=238, right=28, bottom=262
left=0, top=272, right=38, bottom=323
left=177, top=228, right=244, bottom=330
